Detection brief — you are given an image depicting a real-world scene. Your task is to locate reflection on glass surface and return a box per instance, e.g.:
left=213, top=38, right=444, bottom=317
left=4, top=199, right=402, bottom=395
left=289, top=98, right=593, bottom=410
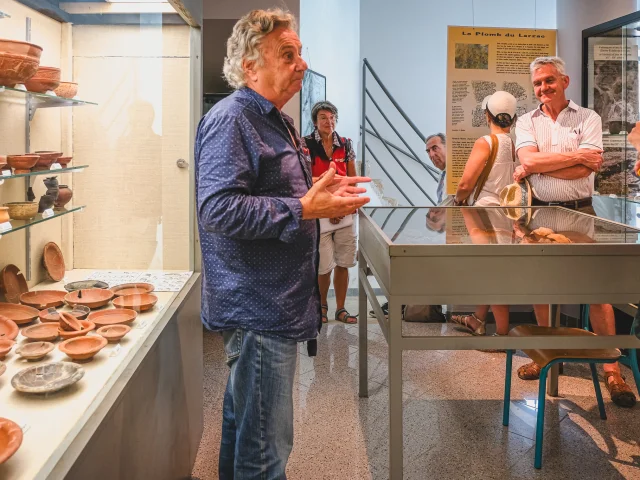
left=363, top=207, right=640, bottom=245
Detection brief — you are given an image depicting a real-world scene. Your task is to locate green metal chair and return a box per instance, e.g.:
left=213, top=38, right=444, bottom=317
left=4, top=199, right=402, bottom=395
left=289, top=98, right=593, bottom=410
left=503, top=325, right=620, bottom=469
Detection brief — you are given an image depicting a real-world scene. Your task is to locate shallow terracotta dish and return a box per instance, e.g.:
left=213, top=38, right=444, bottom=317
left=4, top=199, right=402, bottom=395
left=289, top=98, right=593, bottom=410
left=0, top=207, right=9, bottom=224
left=64, top=280, right=108, bottom=292
left=0, top=303, right=39, bottom=325
left=11, top=361, right=84, bottom=394
left=57, top=156, right=72, bottom=167
left=6, top=154, right=38, bottom=173
left=65, top=288, right=114, bottom=309
left=4, top=202, right=38, bottom=220
left=39, top=305, right=89, bottom=322
left=0, top=315, right=19, bottom=340
left=0, top=417, right=23, bottom=465
left=25, top=66, right=60, bottom=93
left=88, top=308, right=137, bottom=326
left=0, top=338, right=14, bottom=359
left=59, top=335, right=107, bottom=361
left=59, top=311, right=82, bottom=331
left=113, top=293, right=158, bottom=312
left=43, top=242, right=65, bottom=281
left=19, top=290, right=66, bottom=310
left=0, top=264, right=29, bottom=304
left=32, top=151, right=62, bottom=171
left=16, top=341, right=54, bottom=361
left=111, top=282, right=155, bottom=297
left=54, top=81, right=77, bottom=99
left=97, top=324, right=131, bottom=343
left=21, top=323, right=59, bottom=342
left=0, top=39, right=42, bottom=87
left=58, top=320, right=95, bottom=339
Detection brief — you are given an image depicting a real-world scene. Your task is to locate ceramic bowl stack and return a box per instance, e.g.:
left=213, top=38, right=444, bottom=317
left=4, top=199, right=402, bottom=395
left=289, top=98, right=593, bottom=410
left=0, top=39, right=42, bottom=88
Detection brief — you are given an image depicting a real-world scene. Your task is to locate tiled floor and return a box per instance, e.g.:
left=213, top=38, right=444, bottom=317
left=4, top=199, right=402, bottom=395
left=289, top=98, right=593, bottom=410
left=191, top=297, right=640, bottom=479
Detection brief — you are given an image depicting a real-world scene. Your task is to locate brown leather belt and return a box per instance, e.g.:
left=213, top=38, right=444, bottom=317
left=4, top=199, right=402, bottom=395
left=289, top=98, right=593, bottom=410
left=531, top=197, right=592, bottom=210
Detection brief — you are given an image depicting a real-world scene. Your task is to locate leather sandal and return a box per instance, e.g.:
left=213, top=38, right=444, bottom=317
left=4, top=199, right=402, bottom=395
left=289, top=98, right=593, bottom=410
left=517, top=361, right=542, bottom=380
left=449, top=313, right=485, bottom=336
left=604, top=371, right=637, bottom=408
left=321, top=304, right=328, bottom=324
left=335, top=308, right=357, bottom=324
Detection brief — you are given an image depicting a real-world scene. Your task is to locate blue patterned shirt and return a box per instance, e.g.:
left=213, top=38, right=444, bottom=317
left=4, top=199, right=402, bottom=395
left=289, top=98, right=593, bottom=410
left=195, top=87, right=321, bottom=341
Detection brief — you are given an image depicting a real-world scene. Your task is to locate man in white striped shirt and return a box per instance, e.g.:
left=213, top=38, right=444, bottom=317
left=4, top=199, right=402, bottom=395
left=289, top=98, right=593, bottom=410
left=514, top=56, right=636, bottom=408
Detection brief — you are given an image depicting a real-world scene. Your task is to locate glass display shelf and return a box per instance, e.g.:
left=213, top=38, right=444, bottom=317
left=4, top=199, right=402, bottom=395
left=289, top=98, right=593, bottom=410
left=0, top=205, right=85, bottom=239
left=0, top=86, right=97, bottom=108
left=0, top=165, right=88, bottom=182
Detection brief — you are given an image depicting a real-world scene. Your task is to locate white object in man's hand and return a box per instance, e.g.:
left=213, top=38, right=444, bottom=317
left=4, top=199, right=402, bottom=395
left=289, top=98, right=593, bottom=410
left=301, top=162, right=371, bottom=219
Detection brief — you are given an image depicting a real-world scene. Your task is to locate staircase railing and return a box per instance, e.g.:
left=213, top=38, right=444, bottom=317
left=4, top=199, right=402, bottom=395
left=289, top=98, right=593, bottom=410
left=361, top=58, right=438, bottom=206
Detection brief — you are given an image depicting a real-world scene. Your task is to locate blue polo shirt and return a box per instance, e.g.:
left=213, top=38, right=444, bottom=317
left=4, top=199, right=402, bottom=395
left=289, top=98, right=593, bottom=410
left=195, top=87, right=320, bottom=341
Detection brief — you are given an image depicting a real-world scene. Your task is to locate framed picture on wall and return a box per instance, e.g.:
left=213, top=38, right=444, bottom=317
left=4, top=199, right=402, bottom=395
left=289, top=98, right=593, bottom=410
left=300, top=69, right=326, bottom=137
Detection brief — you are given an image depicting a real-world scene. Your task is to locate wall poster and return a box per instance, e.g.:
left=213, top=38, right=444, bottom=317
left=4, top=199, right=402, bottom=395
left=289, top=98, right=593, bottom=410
left=446, top=26, right=557, bottom=195
left=300, top=69, right=326, bottom=137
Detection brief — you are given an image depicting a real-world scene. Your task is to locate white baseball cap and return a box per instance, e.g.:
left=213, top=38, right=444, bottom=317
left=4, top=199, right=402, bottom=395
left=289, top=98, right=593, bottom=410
left=483, top=91, right=517, bottom=118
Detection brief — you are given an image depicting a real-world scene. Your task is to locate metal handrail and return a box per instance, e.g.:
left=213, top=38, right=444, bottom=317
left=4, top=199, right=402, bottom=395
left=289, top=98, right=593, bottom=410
left=365, top=145, right=414, bottom=206
left=362, top=127, right=418, bottom=162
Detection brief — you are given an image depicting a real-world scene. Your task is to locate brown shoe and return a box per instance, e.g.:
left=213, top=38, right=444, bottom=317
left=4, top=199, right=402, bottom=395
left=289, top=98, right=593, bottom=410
left=517, top=361, right=541, bottom=380
left=604, top=372, right=637, bottom=408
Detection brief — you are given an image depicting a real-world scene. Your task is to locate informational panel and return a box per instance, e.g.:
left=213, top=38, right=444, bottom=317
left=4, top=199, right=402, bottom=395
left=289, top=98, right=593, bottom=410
left=446, top=26, right=557, bottom=194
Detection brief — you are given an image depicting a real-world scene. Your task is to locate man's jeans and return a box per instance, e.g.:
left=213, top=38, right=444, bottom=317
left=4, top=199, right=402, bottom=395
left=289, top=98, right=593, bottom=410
left=219, top=329, right=298, bottom=480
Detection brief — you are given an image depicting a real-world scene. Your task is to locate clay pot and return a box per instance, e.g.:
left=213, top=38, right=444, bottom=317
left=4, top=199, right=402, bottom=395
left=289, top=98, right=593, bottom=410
left=59, top=335, right=107, bottom=361
left=21, top=323, right=59, bottom=342
left=5, top=202, right=38, bottom=220
left=24, top=66, right=61, bottom=93
left=33, top=151, right=62, bottom=170
left=0, top=338, right=14, bottom=359
left=54, top=82, right=77, bottom=99
left=0, top=315, right=19, bottom=340
left=0, top=265, right=29, bottom=304
left=111, top=282, right=155, bottom=297
left=19, top=290, right=66, bottom=310
left=113, top=293, right=158, bottom=313
left=39, top=305, right=89, bottom=323
left=609, top=121, right=623, bottom=135
left=0, top=303, right=39, bottom=325
left=0, top=417, right=23, bottom=465
left=97, top=324, right=131, bottom=343
left=55, top=185, right=73, bottom=208
left=43, top=242, right=65, bottom=281
left=88, top=308, right=137, bottom=327
left=57, top=156, right=72, bottom=167
left=59, top=311, right=82, bottom=331
left=65, top=288, right=114, bottom=310
left=58, top=320, right=95, bottom=339
left=6, top=154, right=38, bottom=173
left=0, top=207, right=9, bottom=224
left=0, top=38, right=43, bottom=87
left=16, top=341, right=54, bottom=361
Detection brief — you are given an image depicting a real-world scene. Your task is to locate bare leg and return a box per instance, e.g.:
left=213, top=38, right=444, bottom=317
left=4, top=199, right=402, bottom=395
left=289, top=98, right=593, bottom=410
left=491, top=305, right=510, bottom=335
left=333, top=266, right=349, bottom=310
left=319, top=272, right=332, bottom=307
left=590, top=304, right=619, bottom=374
left=533, top=305, right=550, bottom=327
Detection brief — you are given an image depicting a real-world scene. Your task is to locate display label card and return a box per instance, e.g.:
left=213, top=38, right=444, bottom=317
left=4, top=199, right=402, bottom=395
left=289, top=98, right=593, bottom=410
left=50, top=163, right=62, bottom=170
left=137, top=320, right=148, bottom=330
left=42, top=209, right=54, bottom=218
left=0, top=221, right=12, bottom=233
left=1, top=170, right=11, bottom=177
left=109, top=344, right=122, bottom=357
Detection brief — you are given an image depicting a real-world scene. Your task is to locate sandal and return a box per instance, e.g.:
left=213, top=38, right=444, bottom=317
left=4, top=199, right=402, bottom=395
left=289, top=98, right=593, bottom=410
left=321, top=304, right=328, bottom=324
left=479, top=333, right=506, bottom=353
left=604, top=371, right=637, bottom=408
left=449, top=313, right=485, bottom=336
left=517, top=361, right=541, bottom=380
left=335, top=308, right=357, bottom=324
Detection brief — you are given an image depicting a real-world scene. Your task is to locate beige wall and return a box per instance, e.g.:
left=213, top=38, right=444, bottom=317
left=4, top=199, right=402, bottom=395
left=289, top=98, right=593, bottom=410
left=0, top=0, right=69, bottom=292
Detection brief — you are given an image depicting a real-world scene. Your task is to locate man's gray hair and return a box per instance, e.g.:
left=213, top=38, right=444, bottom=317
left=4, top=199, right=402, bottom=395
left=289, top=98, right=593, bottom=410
left=223, top=8, right=297, bottom=90
left=530, top=56, right=567, bottom=76
left=426, top=133, right=446, bottom=145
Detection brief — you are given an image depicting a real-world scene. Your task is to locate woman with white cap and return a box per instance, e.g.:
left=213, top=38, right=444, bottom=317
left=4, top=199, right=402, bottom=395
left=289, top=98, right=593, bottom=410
left=450, top=90, right=519, bottom=337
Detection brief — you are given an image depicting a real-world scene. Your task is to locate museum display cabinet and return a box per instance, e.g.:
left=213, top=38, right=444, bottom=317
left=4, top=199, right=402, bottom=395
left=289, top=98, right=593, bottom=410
left=0, top=0, right=203, bottom=478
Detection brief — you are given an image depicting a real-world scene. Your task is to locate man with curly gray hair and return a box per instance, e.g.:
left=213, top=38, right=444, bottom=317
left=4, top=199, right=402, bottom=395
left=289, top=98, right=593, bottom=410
left=195, top=8, right=371, bottom=479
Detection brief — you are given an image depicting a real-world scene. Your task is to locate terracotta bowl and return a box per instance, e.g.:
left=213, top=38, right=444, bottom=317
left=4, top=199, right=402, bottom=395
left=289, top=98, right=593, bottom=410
left=0, top=303, right=39, bottom=325
left=4, top=202, right=38, bottom=220
left=0, top=315, right=19, bottom=340
left=39, top=305, right=89, bottom=323
left=58, top=320, right=95, bottom=339
left=88, top=308, right=137, bottom=327
left=0, top=207, right=8, bottom=224
left=19, top=290, right=66, bottom=310
left=0, top=264, right=28, bottom=305
left=0, top=39, right=43, bottom=87
left=57, top=156, right=72, bottom=167
left=111, top=283, right=155, bottom=297
left=24, top=66, right=60, bottom=93
left=54, top=82, right=77, bottom=99
left=59, top=311, right=82, bottom=331
left=6, top=154, right=38, bottom=172
left=59, top=335, right=107, bottom=361
left=0, top=338, right=15, bottom=359
left=0, top=417, right=23, bottom=465
left=21, top=323, right=59, bottom=342
left=42, top=242, right=65, bottom=281
left=65, top=288, right=114, bottom=310
left=97, top=324, right=131, bottom=343
left=16, top=341, right=54, bottom=361
left=33, top=151, right=62, bottom=169
left=113, top=293, right=158, bottom=313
